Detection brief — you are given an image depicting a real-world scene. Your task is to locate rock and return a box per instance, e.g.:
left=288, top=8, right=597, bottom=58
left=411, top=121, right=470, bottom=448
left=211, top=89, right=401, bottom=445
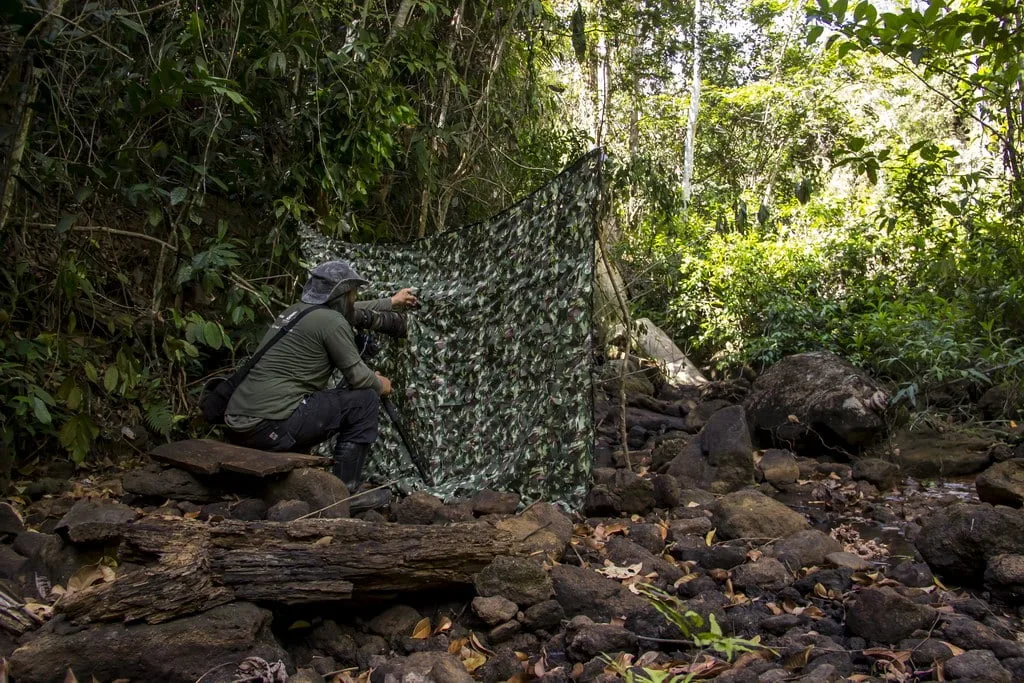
left=472, top=596, right=519, bottom=626
left=851, top=459, right=901, bottom=490
left=55, top=500, right=137, bottom=545
left=711, top=490, right=809, bottom=541
left=199, top=502, right=231, bottom=521
left=305, top=620, right=359, bottom=665
left=470, top=489, right=520, bottom=515
left=626, top=523, right=665, bottom=555
left=943, top=650, right=1011, bottom=683
left=390, top=491, right=443, bottom=524
left=757, top=449, right=800, bottom=485
left=899, top=638, right=955, bottom=665
left=604, top=536, right=682, bottom=585
left=943, top=616, right=1023, bottom=659
left=825, top=552, right=870, bottom=572
left=267, top=500, right=310, bottom=522
left=915, top=503, right=1024, bottom=582
left=684, top=399, right=732, bottom=432
left=370, top=651, right=466, bottom=683
left=564, top=616, right=637, bottom=662
left=488, top=620, right=522, bottom=644
left=265, top=468, right=349, bottom=519
left=0, top=545, right=28, bottom=583
left=123, top=463, right=215, bottom=502
left=730, top=558, right=792, bottom=592
left=521, top=600, right=565, bottom=632
left=435, top=501, right=474, bottom=524
left=984, top=553, right=1024, bottom=601
left=653, top=474, right=683, bottom=508
left=668, top=516, right=713, bottom=540
left=744, top=351, right=888, bottom=454
left=493, top=502, right=573, bottom=558
left=550, top=564, right=646, bottom=622
left=668, top=406, right=755, bottom=494
left=475, top=556, right=553, bottom=607
left=430, top=655, right=476, bottom=683
left=976, top=459, right=1024, bottom=508
left=230, top=498, right=268, bottom=521
left=978, top=383, right=1020, bottom=420
left=9, top=602, right=287, bottom=683
left=0, top=503, right=25, bottom=536
left=611, top=470, right=656, bottom=515
left=287, top=670, right=325, bottom=683
left=23, top=478, right=69, bottom=500
left=475, top=649, right=522, bottom=681
left=845, top=588, right=937, bottom=644
left=772, top=530, right=843, bottom=570
left=600, top=358, right=655, bottom=396
left=886, top=561, right=933, bottom=588
left=583, top=486, right=619, bottom=516
left=368, top=605, right=422, bottom=640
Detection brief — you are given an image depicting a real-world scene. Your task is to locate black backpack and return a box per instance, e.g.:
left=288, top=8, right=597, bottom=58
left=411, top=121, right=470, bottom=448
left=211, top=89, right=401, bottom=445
left=198, top=305, right=325, bottom=424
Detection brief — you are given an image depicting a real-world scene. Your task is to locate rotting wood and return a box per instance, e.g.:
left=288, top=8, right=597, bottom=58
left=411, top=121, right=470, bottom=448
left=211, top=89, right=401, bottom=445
left=150, top=439, right=329, bottom=477
left=58, top=515, right=520, bottom=625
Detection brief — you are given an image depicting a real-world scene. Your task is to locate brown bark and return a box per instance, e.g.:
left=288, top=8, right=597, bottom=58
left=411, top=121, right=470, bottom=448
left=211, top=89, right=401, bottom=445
left=59, top=516, right=520, bottom=625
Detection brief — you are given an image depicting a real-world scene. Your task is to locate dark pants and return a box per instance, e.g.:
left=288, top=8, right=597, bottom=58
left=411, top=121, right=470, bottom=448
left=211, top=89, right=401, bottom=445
left=229, top=388, right=379, bottom=452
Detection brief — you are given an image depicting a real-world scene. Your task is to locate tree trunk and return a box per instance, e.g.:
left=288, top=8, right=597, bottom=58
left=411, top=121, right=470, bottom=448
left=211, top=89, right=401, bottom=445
left=59, top=516, right=520, bottom=625
left=681, top=0, right=703, bottom=207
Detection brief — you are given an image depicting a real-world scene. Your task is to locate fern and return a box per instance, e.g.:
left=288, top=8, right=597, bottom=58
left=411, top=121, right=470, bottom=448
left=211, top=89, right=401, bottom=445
left=145, top=404, right=175, bottom=437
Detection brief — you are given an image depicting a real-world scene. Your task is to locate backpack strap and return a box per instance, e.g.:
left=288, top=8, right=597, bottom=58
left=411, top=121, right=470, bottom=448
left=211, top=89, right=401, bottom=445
left=234, top=304, right=326, bottom=382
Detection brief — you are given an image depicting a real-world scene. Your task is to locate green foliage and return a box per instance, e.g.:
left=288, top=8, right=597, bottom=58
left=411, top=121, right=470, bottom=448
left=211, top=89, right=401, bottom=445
left=632, top=584, right=773, bottom=661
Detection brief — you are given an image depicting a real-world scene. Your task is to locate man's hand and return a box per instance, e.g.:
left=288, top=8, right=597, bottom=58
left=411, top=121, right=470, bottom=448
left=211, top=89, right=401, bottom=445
left=390, top=288, right=419, bottom=309
left=376, top=372, right=393, bottom=395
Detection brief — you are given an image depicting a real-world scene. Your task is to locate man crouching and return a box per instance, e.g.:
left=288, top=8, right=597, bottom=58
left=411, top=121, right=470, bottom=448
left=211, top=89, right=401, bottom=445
left=224, top=260, right=417, bottom=509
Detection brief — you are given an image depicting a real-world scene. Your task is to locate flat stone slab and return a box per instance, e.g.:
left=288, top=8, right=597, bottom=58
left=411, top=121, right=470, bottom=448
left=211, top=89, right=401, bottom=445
left=151, top=439, right=330, bottom=478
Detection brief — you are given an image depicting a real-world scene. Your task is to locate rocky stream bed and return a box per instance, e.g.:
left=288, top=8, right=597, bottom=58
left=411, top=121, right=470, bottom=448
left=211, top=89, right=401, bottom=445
left=2, top=351, right=1024, bottom=682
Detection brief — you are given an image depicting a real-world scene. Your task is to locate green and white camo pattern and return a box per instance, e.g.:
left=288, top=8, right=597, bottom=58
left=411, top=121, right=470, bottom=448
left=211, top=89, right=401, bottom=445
left=301, top=150, right=603, bottom=505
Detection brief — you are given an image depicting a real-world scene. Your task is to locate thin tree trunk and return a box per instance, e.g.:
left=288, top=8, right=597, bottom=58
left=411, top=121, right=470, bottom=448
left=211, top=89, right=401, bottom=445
left=681, top=0, right=702, bottom=207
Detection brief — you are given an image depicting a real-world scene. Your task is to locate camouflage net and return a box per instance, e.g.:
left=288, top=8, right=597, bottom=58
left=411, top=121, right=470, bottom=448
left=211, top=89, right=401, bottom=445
left=301, top=150, right=604, bottom=505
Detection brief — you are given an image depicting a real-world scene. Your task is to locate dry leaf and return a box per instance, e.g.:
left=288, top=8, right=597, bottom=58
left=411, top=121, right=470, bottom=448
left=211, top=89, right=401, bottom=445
left=746, top=549, right=763, bottom=562
left=411, top=617, right=431, bottom=639
left=448, top=637, right=467, bottom=655
left=686, top=501, right=700, bottom=508
left=533, top=658, right=547, bottom=677
left=64, top=670, right=79, bottom=683
left=433, top=616, right=453, bottom=634
left=462, top=651, right=487, bottom=673
left=672, top=573, right=698, bottom=588
left=603, top=652, right=633, bottom=674
left=705, top=528, right=716, bottom=547
left=782, top=645, right=813, bottom=671
left=709, top=568, right=730, bottom=582
left=314, top=536, right=333, bottom=547
left=513, top=651, right=529, bottom=662
left=570, top=663, right=585, bottom=678
left=766, top=602, right=783, bottom=616
left=469, top=632, right=494, bottom=654
left=787, top=414, right=800, bottom=423
left=596, top=561, right=643, bottom=580
left=940, top=641, right=966, bottom=657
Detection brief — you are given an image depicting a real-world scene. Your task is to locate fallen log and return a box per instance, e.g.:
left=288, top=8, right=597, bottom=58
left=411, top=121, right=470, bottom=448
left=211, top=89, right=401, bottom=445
left=59, top=515, right=520, bottom=625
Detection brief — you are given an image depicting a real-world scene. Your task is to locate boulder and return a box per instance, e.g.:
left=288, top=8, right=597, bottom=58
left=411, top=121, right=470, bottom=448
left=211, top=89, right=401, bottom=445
left=666, top=406, right=755, bottom=494
left=611, top=470, right=656, bottom=515
left=493, top=503, right=573, bottom=558
left=55, top=500, right=138, bottom=545
left=604, top=536, right=682, bottom=585
left=470, top=490, right=520, bottom=516
left=851, top=458, right=901, bottom=490
left=369, top=651, right=469, bottom=683
left=942, top=616, right=1023, bottom=659
left=475, top=556, right=553, bottom=607
left=887, top=561, right=934, bottom=588
left=730, top=558, right=792, bottom=592
left=757, top=449, right=800, bottom=486
left=267, top=500, right=310, bottom=522
left=9, top=602, right=287, bottom=683
left=521, top=599, right=565, bottom=632
left=984, top=554, right=1024, bottom=602
left=711, top=490, right=809, bottom=541
left=976, top=459, right=1024, bottom=508
left=772, top=530, right=843, bottom=571
left=123, top=463, right=215, bottom=502
left=472, top=596, right=519, bottom=626
left=0, top=503, right=25, bottom=536
left=683, top=399, right=733, bottom=432
left=549, top=564, right=646, bottom=622
left=942, top=650, right=1011, bottom=683
left=392, top=491, right=444, bottom=525
left=845, top=588, right=937, bottom=644
left=265, top=468, right=349, bottom=519
left=367, top=605, right=422, bottom=640
left=825, top=552, right=870, bottom=572
left=744, top=351, right=888, bottom=454
left=564, top=616, right=637, bottom=662
left=915, top=503, right=1024, bottom=582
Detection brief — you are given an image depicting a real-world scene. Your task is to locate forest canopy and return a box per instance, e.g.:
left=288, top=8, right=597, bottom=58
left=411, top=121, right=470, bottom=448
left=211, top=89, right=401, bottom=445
left=0, top=0, right=1021, bottom=468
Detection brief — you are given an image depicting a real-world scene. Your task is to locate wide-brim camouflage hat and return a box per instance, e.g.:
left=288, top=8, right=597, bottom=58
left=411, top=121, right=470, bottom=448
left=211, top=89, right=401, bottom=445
left=300, top=260, right=370, bottom=304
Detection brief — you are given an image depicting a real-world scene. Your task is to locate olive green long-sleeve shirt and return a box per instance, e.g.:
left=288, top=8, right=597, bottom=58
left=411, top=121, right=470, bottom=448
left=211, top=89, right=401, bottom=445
left=224, top=299, right=390, bottom=430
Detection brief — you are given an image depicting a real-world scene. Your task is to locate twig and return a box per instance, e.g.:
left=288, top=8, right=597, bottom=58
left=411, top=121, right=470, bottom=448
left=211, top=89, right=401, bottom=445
left=294, top=480, right=398, bottom=520
left=28, top=222, right=178, bottom=252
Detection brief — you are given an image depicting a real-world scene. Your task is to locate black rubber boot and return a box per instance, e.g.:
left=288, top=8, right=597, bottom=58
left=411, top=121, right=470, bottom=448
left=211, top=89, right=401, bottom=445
left=332, top=441, right=391, bottom=512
